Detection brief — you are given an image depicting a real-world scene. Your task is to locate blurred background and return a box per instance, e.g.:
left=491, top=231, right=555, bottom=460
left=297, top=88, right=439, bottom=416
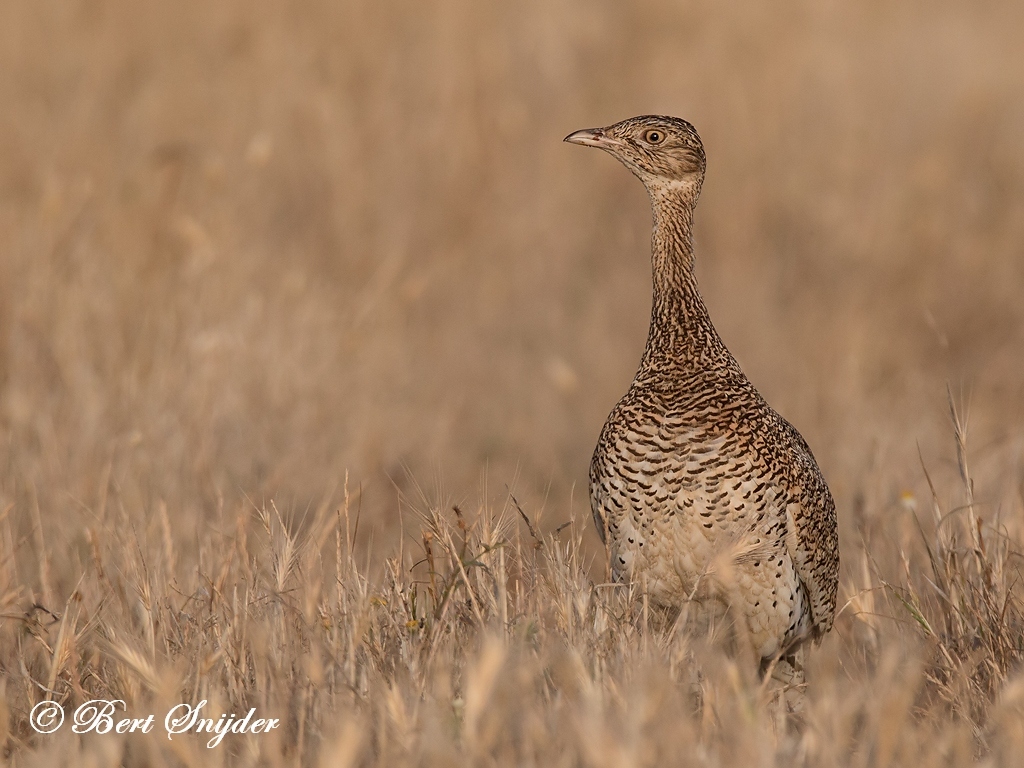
left=1, top=0, right=1022, bottom=567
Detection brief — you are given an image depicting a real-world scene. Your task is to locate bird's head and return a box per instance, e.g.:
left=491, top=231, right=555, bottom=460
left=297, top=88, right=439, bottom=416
left=564, top=115, right=705, bottom=199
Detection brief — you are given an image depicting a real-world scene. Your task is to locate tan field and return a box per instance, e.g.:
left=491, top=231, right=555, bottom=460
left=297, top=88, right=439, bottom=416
left=1, top=0, right=1023, bottom=764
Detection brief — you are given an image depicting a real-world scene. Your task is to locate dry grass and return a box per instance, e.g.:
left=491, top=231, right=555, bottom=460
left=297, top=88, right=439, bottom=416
left=2, top=453, right=1023, bottom=766
left=1, top=0, right=1024, bottom=764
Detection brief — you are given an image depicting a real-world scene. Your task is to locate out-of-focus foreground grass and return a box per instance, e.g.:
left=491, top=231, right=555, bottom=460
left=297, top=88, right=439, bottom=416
left=0, top=0, right=1022, bottom=764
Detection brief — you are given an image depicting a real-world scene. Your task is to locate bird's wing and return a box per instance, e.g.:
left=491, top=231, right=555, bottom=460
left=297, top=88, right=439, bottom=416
left=782, top=425, right=840, bottom=639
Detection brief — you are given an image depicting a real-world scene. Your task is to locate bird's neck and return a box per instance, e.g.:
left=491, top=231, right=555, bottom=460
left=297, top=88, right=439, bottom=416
left=640, top=189, right=725, bottom=371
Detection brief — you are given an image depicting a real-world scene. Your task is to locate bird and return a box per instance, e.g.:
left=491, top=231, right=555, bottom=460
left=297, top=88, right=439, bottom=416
left=564, top=116, right=839, bottom=680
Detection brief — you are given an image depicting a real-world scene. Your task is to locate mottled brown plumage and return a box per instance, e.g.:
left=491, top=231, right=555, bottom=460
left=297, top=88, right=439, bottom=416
left=565, top=116, right=839, bottom=672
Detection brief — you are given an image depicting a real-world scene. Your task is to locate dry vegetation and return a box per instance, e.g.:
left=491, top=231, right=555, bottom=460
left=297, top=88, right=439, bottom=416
left=1, top=0, right=1024, bottom=765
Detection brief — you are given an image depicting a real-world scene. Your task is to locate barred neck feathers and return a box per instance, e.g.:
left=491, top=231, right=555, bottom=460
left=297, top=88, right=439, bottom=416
left=642, top=182, right=728, bottom=375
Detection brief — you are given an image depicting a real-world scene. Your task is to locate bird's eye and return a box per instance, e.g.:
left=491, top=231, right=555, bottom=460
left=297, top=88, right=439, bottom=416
left=643, top=130, right=665, bottom=145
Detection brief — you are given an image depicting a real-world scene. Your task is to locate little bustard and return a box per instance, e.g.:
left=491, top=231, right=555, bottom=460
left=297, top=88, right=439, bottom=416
left=565, top=116, right=839, bottom=676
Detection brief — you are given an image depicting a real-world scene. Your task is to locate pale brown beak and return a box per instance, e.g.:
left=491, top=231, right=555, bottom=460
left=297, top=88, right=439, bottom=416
left=563, top=128, right=624, bottom=149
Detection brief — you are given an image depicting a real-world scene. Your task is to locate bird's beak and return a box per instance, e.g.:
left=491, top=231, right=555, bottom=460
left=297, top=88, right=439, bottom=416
left=563, top=128, right=623, bottom=149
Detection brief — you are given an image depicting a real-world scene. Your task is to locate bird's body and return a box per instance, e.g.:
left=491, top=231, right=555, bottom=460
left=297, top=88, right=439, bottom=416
left=566, top=116, right=839, bottom=670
